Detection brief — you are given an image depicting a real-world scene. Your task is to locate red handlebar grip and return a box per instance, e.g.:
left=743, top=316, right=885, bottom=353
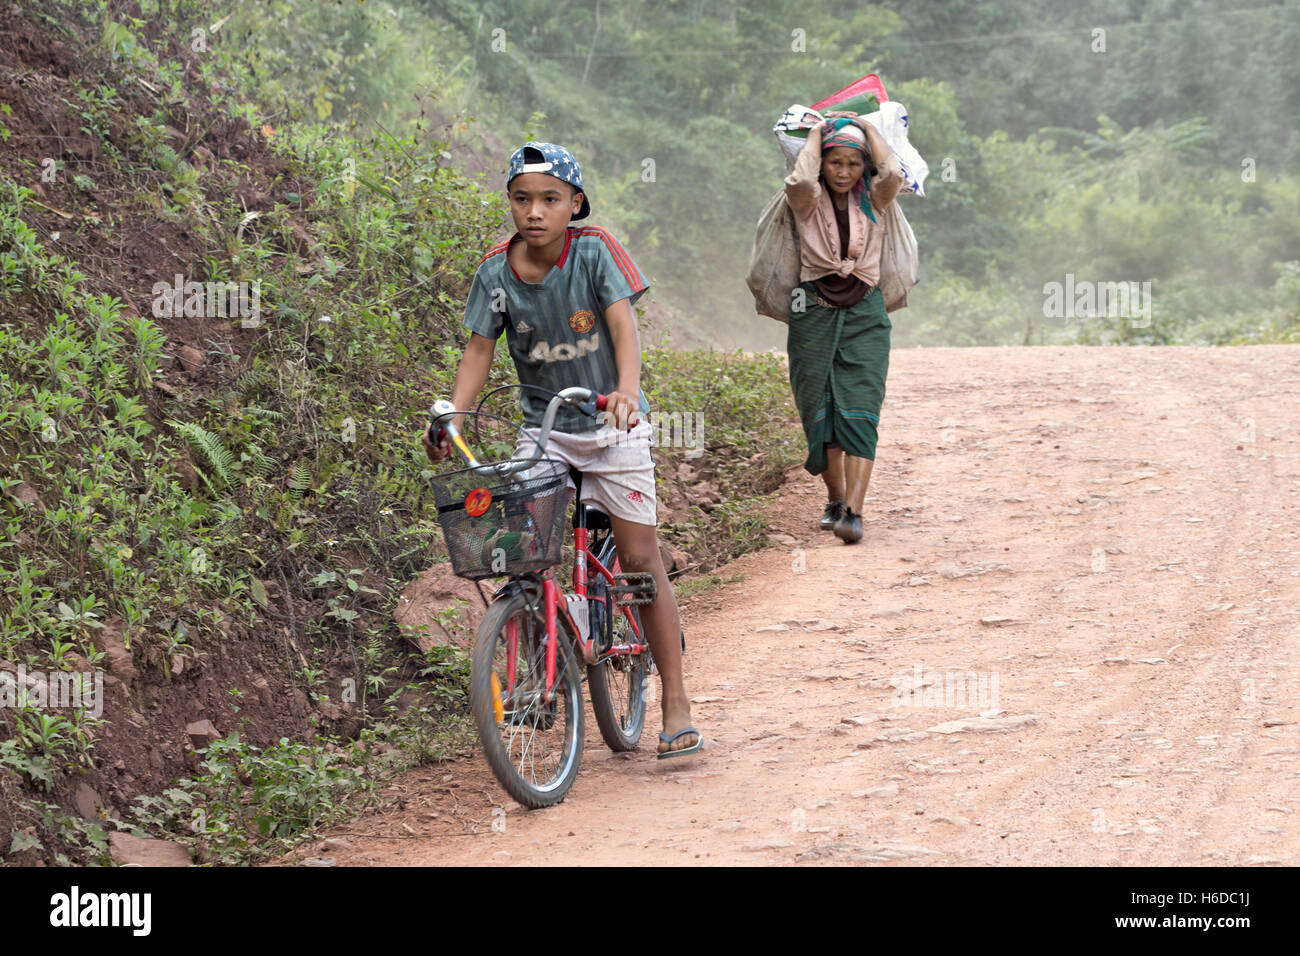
left=593, top=393, right=637, bottom=427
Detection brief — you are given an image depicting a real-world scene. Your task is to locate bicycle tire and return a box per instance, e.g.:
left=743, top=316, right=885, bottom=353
left=471, top=590, right=584, bottom=809
left=587, top=574, right=652, bottom=752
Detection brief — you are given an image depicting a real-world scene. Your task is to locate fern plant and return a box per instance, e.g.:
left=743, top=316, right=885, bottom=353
left=228, top=367, right=273, bottom=402
left=288, top=462, right=312, bottom=501
left=240, top=406, right=283, bottom=421
left=168, top=420, right=237, bottom=492
left=242, top=442, right=277, bottom=480
left=397, top=525, right=442, bottom=539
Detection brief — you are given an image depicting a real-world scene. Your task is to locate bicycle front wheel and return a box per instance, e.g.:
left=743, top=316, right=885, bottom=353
left=471, top=591, right=584, bottom=809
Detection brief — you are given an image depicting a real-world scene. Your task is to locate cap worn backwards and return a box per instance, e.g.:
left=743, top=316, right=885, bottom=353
left=506, top=141, right=591, bottom=220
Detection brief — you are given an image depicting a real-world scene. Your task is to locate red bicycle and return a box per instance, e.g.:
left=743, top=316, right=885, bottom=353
left=428, top=386, right=657, bottom=808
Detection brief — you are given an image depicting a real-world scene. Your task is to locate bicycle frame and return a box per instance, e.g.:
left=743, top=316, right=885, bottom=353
left=499, top=502, right=650, bottom=705
left=431, top=385, right=651, bottom=707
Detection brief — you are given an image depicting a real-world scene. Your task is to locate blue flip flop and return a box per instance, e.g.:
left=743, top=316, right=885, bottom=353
left=657, top=727, right=702, bottom=760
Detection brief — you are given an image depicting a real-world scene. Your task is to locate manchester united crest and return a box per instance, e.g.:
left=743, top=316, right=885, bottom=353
left=568, top=309, right=595, bottom=334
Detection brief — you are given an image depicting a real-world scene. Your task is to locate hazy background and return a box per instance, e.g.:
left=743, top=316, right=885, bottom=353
left=216, top=0, right=1300, bottom=348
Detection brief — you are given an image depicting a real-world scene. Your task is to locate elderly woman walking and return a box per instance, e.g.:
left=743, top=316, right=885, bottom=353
left=783, top=113, right=903, bottom=543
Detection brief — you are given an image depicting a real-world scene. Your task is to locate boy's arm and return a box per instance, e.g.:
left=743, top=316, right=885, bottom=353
left=783, top=122, right=823, bottom=219
left=449, top=333, right=497, bottom=417
left=602, top=297, right=642, bottom=430
left=423, top=332, right=496, bottom=462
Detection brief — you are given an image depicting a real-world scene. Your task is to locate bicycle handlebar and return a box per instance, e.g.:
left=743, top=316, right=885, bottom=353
left=430, top=386, right=601, bottom=477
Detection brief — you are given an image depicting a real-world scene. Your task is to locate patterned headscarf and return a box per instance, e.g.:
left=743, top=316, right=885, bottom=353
left=820, top=118, right=876, bottom=223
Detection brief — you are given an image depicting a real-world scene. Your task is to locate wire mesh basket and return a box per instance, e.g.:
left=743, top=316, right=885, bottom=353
left=429, top=457, right=571, bottom=581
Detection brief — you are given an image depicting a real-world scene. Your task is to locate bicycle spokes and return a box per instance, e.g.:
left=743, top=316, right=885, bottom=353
left=487, top=604, right=576, bottom=792
left=505, top=619, right=518, bottom=699
left=603, top=654, right=638, bottom=731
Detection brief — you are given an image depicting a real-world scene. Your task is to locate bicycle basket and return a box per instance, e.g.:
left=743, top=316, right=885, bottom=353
left=429, top=458, right=571, bottom=581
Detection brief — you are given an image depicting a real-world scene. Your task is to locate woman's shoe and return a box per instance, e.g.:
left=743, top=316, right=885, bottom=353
left=833, top=507, right=863, bottom=544
left=820, top=500, right=845, bottom=530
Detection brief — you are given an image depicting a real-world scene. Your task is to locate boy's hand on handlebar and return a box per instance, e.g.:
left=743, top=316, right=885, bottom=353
left=601, top=390, right=640, bottom=430
left=422, top=424, right=451, bottom=463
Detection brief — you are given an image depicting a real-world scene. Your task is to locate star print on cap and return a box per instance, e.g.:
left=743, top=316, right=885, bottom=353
left=507, top=141, right=591, bottom=220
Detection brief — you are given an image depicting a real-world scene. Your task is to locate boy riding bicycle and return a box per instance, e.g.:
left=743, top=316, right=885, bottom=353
left=422, top=142, right=700, bottom=759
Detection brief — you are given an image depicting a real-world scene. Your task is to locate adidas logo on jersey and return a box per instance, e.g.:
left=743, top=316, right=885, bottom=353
left=528, top=333, right=600, bottom=363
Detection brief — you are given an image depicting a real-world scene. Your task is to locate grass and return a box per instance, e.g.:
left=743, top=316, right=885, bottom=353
left=674, top=572, right=746, bottom=604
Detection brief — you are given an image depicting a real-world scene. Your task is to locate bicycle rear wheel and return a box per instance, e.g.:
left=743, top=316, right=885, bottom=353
left=587, top=587, right=652, bottom=752
left=471, top=591, right=584, bottom=808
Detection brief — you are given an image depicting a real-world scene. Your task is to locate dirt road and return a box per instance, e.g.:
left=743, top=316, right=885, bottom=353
left=299, top=346, right=1300, bottom=865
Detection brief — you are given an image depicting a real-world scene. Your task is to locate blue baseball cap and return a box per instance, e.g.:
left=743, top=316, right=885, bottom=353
left=506, top=141, right=590, bottom=220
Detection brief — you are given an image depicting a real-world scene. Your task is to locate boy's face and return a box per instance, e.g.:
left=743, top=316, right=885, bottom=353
left=821, top=146, right=866, bottom=195
left=507, top=173, right=584, bottom=247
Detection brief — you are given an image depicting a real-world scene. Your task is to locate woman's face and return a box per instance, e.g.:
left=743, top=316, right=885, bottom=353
left=821, top=146, right=866, bottom=195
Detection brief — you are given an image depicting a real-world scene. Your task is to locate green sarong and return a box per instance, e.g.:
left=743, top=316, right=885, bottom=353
left=786, top=282, right=891, bottom=475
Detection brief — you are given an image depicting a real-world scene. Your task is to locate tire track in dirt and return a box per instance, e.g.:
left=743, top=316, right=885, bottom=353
left=291, top=346, right=1300, bottom=866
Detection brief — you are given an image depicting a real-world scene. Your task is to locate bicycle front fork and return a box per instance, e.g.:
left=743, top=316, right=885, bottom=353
left=542, top=577, right=559, bottom=702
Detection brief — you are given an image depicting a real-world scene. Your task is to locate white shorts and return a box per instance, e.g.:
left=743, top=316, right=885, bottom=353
left=515, top=420, right=657, bottom=526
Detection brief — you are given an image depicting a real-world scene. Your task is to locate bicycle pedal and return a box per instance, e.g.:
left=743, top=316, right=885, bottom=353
left=611, top=572, right=657, bottom=606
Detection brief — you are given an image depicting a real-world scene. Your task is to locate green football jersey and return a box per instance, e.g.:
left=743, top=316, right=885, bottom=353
left=463, top=226, right=652, bottom=432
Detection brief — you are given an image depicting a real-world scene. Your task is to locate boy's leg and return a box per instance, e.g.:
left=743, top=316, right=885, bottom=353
left=566, top=419, right=695, bottom=754
left=607, top=514, right=697, bottom=755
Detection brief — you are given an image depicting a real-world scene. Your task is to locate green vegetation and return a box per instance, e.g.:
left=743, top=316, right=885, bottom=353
left=643, top=348, right=802, bottom=564
left=0, top=0, right=801, bottom=863
left=120, top=675, right=478, bottom=865
left=1, top=704, right=98, bottom=793
left=130, top=731, right=372, bottom=865
left=187, top=0, right=1297, bottom=347
left=0, top=181, right=224, bottom=662
left=673, top=571, right=747, bottom=604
